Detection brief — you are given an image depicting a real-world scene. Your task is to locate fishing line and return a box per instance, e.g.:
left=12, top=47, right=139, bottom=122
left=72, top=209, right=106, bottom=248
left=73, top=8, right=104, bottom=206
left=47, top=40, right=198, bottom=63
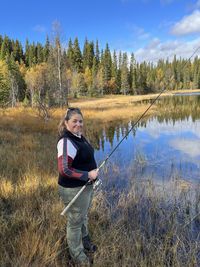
left=97, top=44, right=200, bottom=170
left=61, top=45, right=200, bottom=216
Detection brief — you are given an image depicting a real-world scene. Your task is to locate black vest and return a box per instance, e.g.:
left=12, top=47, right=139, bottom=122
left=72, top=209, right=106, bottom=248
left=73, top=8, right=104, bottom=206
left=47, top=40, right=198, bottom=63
left=58, top=130, right=97, bottom=188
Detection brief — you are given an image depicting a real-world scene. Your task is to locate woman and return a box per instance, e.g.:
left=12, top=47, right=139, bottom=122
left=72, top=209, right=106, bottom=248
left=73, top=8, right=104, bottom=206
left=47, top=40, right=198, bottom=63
left=57, top=107, right=98, bottom=265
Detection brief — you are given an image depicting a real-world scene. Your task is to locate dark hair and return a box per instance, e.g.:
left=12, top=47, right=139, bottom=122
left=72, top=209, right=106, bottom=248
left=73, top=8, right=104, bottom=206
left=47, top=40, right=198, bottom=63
left=64, top=107, right=83, bottom=121
left=58, top=107, right=83, bottom=136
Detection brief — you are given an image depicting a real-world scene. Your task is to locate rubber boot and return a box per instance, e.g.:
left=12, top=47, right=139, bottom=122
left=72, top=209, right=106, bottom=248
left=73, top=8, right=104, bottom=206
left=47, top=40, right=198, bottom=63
left=82, top=235, right=97, bottom=253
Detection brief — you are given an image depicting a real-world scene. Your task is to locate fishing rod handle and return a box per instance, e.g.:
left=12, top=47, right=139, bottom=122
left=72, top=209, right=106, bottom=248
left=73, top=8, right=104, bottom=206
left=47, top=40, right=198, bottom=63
left=60, top=165, right=104, bottom=216
left=60, top=184, right=87, bottom=216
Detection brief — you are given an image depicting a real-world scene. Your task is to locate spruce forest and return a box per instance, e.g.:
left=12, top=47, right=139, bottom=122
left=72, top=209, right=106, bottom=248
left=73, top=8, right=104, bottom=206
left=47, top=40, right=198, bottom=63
left=0, top=34, right=200, bottom=107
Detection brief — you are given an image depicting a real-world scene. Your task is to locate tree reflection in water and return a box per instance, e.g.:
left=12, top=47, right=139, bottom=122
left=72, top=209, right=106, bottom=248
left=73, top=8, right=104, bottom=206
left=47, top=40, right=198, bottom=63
left=85, top=94, right=200, bottom=189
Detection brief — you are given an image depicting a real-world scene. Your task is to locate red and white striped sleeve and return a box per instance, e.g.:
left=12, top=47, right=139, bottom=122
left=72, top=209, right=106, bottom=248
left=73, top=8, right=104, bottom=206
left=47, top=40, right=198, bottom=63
left=57, top=138, right=88, bottom=181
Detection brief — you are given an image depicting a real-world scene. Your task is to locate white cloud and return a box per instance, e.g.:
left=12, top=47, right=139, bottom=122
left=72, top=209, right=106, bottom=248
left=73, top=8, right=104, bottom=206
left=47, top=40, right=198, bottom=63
left=134, top=37, right=200, bottom=63
left=169, top=138, right=200, bottom=157
left=139, top=117, right=200, bottom=140
left=33, top=25, right=46, bottom=33
left=171, top=10, right=200, bottom=36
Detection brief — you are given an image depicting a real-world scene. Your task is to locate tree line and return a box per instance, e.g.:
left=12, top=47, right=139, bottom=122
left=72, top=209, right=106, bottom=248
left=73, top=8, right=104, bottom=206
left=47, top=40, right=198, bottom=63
left=0, top=33, right=200, bottom=107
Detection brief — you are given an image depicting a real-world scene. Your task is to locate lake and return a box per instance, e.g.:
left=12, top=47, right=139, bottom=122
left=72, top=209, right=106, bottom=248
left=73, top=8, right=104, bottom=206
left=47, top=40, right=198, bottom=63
left=94, top=93, right=200, bottom=188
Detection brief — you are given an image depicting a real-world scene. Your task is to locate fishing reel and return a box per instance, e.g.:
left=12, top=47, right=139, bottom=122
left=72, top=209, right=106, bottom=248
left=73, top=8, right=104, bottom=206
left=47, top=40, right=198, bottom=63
left=93, top=178, right=102, bottom=191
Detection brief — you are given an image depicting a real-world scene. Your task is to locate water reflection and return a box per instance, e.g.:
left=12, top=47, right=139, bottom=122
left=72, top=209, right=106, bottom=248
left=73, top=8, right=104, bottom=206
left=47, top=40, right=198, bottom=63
left=170, top=138, right=200, bottom=157
left=90, top=94, right=200, bottom=185
left=156, top=94, right=200, bottom=122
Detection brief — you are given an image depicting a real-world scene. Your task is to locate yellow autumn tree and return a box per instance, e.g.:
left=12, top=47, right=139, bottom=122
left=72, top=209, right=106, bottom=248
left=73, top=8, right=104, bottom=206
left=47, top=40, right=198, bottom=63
left=84, top=66, right=92, bottom=90
left=155, top=68, right=164, bottom=91
left=0, top=60, right=10, bottom=105
left=25, top=63, right=48, bottom=106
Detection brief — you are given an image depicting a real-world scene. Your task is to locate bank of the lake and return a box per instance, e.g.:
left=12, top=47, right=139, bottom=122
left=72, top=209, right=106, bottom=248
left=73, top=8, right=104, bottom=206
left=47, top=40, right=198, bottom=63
left=70, top=89, right=200, bottom=123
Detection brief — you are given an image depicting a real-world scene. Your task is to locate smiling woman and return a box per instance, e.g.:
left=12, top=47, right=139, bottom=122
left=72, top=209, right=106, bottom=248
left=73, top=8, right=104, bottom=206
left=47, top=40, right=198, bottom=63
left=64, top=107, right=84, bottom=136
left=57, top=107, right=98, bottom=265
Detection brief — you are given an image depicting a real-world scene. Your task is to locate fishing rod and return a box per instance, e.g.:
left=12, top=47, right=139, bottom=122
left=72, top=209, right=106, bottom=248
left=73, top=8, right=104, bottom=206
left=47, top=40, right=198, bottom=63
left=60, top=88, right=168, bottom=216
left=61, top=45, right=200, bottom=216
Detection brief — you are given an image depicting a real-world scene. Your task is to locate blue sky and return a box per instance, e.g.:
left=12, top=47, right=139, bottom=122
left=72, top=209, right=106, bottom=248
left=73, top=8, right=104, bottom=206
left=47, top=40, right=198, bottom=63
left=1, top=0, right=200, bottom=62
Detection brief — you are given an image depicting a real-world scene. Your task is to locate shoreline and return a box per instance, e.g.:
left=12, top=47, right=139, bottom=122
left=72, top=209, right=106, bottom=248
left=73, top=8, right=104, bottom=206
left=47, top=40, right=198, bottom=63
left=70, top=89, right=200, bottom=123
left=70, top=89, right=200, bottom=105
left=1, top=89, right=200, bottom=127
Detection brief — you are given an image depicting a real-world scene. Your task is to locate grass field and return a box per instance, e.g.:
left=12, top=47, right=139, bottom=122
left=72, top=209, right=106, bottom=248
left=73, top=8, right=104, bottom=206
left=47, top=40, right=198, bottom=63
left=0, top=92, right=200, bottom=266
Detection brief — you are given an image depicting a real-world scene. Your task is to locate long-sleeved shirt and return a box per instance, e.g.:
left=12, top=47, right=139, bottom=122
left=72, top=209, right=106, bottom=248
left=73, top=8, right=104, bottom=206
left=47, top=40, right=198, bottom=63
left=57, top=130, right=97, bottom=188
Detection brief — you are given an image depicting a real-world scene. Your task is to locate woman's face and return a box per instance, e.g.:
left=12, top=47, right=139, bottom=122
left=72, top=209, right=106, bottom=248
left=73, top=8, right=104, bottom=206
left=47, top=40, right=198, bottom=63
left=65, top=113, right=83, bottom=135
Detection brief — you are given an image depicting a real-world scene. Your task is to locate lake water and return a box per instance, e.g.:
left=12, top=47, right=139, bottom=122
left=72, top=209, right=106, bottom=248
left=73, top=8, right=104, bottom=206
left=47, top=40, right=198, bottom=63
left=94, top=93, right=200, bottom=187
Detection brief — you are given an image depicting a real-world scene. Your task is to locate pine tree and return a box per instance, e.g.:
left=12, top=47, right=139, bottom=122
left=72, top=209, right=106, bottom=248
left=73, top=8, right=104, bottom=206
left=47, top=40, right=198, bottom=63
left=6, top=54, right=26, bottom=104
left=121, top=52, right=129, bottom=95
left=25, top=39, right=30, bottom=66
left=83, top=38, right=89, bottom=70
left=95, top=40, right=100, bottom=68
left=43, top=36, right=50, bottom=62
left=172, top=55, right=178, bottom=84
left=111, top=50, right=118, bottom=94
left=176, top=59, right=184, bottom=89
left=137, top=62, right=148, bottom=94
left=28, top=42, right=37, bottom=66
left=0, top=35, right=3, bottom=50
left=62, top=50, right=68, bottom=67
left=118, top=51, right=122, bottom=70
left=91, top=41, right=100, bottom=96
left=183, top=63, right=190, bottom=89
left=83, top=38, right=94, bottom=70
left=36, top=42, right=44, bottom=63
left=116, top=69, right=121, bottom=94
left=0, top=36, right=12, bottom=60
left=66, top=38, right=74, bottom=68
left=92, top=57, right=98, bottom=96
left=0, top=60, right=10, bottom=106
left=12, top=39, right=23, bottom=63
left=92, top=40, right=100, bottom=78
left=73, top=37, right=82, bottom=72
left=193, top=70, right=199, bottom=89
left=102, top=43, right=112, bottom=92
left=88, top=41, right=94, bottom=69
left=193, top=56, right=200, bottom=89
left=111, top=51, right=117, bottom=76
left=146, top=63, right=156, bottom=92
left=129, top=53, right=137, bottom=95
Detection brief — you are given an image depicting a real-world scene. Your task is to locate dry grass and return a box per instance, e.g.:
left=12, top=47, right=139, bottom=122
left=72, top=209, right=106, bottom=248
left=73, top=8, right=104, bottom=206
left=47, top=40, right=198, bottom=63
left=90, top=177, right=200, bottom=267
left=70, top=94, right=160, bottom=122
left=69, top=89, right=200, bottom=122
left=0, top=93, right=200, bottom=266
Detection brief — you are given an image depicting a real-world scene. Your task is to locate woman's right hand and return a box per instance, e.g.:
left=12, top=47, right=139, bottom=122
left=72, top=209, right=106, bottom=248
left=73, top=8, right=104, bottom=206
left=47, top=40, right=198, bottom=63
left=88, top=169, right=99, bottom=181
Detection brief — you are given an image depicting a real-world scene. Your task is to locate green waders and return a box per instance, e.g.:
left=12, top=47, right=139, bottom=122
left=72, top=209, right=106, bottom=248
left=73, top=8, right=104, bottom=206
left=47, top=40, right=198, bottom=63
left=58, top=184, right=93, bottom=264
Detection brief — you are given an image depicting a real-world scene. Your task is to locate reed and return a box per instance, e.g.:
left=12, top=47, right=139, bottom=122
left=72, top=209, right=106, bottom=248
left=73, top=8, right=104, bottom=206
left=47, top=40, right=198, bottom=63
left=90, top=172, right=200, bottom=267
